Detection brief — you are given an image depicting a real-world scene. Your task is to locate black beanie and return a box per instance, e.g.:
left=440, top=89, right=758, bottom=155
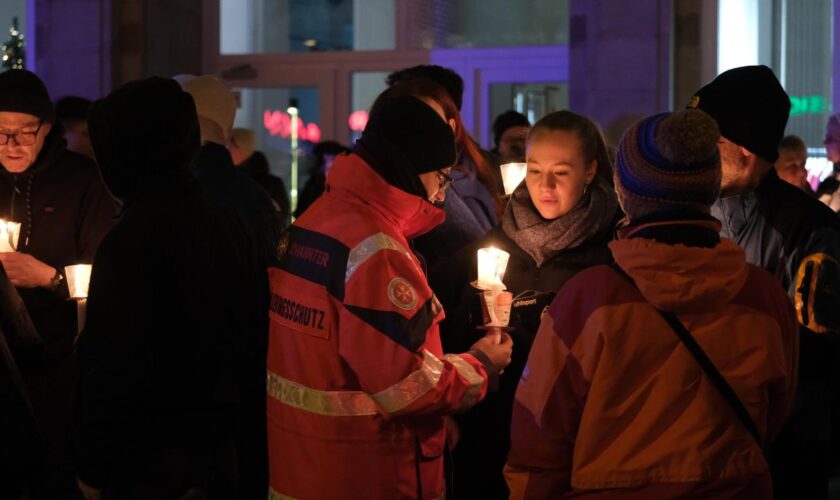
left=492, top=110, right=530, bottom=148
left=689, top=65, right=790, bottom=163
left=362, top=96, right=456, bottom=174
left=0, top=69, right=54, bottom=122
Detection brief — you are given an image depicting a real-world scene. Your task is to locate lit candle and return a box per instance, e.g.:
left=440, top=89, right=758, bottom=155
left=0, top=219, right=21, bottom=252
left=476, top=246, right=510, bottom=290
left=65, top=264, right=92, bottom=299
left=500, top=162, right=527, bottom=195
left=65, top=264, right=92, bottom=334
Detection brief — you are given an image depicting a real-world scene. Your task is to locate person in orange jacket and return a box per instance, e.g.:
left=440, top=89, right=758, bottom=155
left=506, top=109, right=799, bottom=499
left=267, top=95, right=513, bottom=499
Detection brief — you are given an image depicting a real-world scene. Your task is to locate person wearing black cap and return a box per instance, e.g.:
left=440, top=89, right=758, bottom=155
left=692, top=64, right=840, bottom=499
left=265, top=95, right=513, bottom=499
left=55, top=96, right=94, bottom=159
left=491, top=110, right=531, bottom=163
left=75, top=77, right=258, bottom=499
left=0, top=69, right=116, bottom=498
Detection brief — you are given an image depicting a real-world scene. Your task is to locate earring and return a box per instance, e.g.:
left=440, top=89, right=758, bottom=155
left=583, top=183, right=589, bottom=196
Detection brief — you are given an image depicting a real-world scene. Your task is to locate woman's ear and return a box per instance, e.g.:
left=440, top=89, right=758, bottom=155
left=585, top=159, right=597, bottom=183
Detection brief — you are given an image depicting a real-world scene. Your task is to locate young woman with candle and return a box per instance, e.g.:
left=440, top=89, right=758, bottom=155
left=439, top=110, right=621, bottom=499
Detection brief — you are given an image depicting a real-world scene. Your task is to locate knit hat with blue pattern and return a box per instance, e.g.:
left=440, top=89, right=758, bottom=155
left=615, top=109, right=721, bottom=222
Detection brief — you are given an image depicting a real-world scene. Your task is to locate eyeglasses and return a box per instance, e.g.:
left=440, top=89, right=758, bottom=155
left=436, top=169, right=453, bottom=190
left=0, top=121, right=43, bottom=146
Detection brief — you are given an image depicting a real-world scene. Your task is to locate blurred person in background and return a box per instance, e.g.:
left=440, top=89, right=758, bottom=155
left=491, top=110, right=531, bottom=166
left=55, top=96, right=94, bottom=159
left=816, top=176, right=840, bottom=214
left=775, top=135, right=811, bottom=194
left=293, top=140, right=349, bottom=218
left=229, top=127, right=291, bottom=225
left=175, top=74, right=279, bottom=499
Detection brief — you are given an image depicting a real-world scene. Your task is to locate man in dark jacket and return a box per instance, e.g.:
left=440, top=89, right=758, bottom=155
left=75, top=77, right=255, bottom=499
left=175, top=73, right=278, bottom=499
left=0, top=69, right=116, bottom=499
left=692, top=65, right=840, bottom=500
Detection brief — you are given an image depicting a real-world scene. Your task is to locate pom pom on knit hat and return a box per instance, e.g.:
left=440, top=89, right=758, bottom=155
left=615, top=109, right=721, bottom=222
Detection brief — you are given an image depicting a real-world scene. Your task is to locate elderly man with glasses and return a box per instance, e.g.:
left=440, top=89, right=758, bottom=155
left=0, top=69, right=115, bottom=499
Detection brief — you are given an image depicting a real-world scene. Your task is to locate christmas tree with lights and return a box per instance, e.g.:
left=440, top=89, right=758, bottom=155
left=2, top=17, right=25, bottom=70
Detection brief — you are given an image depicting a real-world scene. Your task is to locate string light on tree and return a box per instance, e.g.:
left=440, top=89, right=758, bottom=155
left=1, top=17, right=25, bottom=70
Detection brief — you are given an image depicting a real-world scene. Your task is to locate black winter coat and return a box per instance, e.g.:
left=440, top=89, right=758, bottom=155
left=76, top=78, right=258, bottom=499
left=435, top=223, right=615, bottom=500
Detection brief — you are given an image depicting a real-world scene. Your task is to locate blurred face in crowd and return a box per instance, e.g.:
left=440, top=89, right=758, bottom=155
left=0, top=112, right=52, bottom=173
left=525, top=129, right=596, bottom=220
left=499, top=125, right=529, bottom=162
left=776, top=147, right=808, bottom=190
left=64, top=120, right=94, bottom=159
left=228, top=141, right=248, bottom=166
left=825, top=137, right=840, bottom=164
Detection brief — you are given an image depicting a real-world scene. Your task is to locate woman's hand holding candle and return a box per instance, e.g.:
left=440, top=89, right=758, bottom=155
left=471, top=332, right=513, bottom=374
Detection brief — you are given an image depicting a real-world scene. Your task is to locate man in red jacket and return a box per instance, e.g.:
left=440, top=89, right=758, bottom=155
left=267, top=95, right=512, bottom=499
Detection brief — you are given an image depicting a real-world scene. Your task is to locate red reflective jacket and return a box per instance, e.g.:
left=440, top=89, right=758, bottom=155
left=267, top=154, right=495, bottom=499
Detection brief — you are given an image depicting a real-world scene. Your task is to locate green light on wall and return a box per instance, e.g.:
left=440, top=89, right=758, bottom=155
left=790, top=95, right=830, bottom=117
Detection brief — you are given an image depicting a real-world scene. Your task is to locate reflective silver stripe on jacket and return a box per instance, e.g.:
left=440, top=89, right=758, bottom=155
left=345, top=232, right=413, bottom=283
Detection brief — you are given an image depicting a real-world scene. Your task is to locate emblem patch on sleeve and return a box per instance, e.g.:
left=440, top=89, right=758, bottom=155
left=388, top=277, right=418, bottom=311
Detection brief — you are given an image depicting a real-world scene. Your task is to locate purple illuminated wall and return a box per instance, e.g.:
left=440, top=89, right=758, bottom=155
left=28, top=0, right=111, bottom=101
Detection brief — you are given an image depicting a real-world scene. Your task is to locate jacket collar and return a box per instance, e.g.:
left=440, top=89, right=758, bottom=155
left=325, top=153, right=444, bottom=240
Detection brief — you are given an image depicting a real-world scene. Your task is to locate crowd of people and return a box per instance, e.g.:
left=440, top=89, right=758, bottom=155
left=0, top=61, right=838, bottom=500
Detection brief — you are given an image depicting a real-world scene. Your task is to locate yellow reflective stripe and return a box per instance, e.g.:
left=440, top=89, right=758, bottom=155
left=345, top=232, right=413, bottom=283
left=268, top=488, right=297, bottom=500
left=372, top=349, right=444, bottom=414
left=268, top=350, right=448, bottom=417
left=266, top=371, right=378, bottom=417
left=794, top=252, right=835, bottom=334
left=443, top=354, right=485, bottom=411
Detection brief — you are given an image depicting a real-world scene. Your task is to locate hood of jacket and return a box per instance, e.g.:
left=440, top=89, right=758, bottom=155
left=609, top=220, right=750, bottom=313
left=325, top=153, right=444, bottom=240
left=88, top=77, right=200, bottom=204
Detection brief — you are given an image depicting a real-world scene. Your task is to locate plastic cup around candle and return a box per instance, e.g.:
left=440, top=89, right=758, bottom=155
left=65, top=264, right=92, bottom=299
left=500, top=162, right=527, bottom=195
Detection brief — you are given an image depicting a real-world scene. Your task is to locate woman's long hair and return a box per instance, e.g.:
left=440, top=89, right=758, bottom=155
left=372, top=79, right=505, bottom=216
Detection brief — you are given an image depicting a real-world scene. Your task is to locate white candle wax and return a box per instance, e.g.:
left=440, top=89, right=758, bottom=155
left=500, top=162, right=527, bottom=195
left=65, top=264, right=92, bottom=299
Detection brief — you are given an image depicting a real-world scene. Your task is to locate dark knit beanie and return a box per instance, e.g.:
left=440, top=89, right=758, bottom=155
left=615, top=109, right=722, bottom=222
left=492, top=110, right=530, bottom=148
left=689, top=65, right=789, bottom=163
left=0, top=69, right=54, bottom=122
left=361, top=96, right=456, bottom=175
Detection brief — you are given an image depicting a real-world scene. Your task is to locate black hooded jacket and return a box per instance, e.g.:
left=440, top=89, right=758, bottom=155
left=76, top=78, right=260, bottom=498
left=0, top=126, right=115, bottom=361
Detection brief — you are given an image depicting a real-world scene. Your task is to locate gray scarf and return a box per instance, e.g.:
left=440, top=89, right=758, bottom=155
left=501, top=175, right=618, bottom=266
